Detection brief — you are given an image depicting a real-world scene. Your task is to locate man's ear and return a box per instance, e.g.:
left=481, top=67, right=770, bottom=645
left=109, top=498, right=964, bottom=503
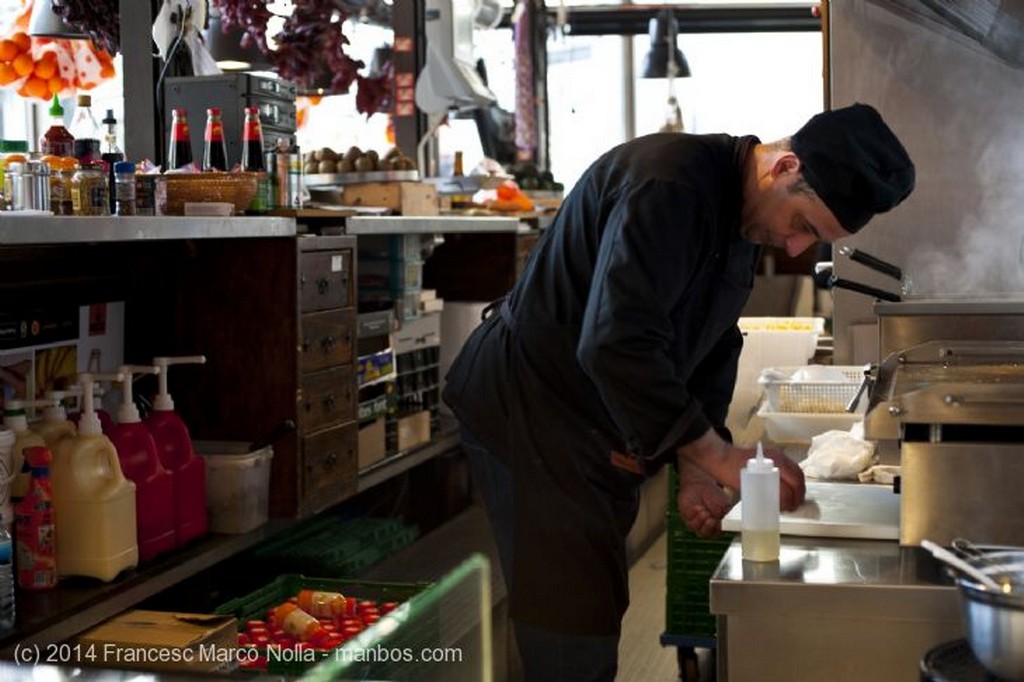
left=770, top=152, right=801, bottom=179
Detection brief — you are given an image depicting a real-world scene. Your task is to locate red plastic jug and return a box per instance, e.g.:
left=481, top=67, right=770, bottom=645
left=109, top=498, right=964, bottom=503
left=143, top=356, right=207, bottom=546
left=108, top=365, right=175, bottom=563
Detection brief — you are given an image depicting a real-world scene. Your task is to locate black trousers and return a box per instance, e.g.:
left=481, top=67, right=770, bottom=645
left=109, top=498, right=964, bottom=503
left=461, top=426, right=620, bottom=682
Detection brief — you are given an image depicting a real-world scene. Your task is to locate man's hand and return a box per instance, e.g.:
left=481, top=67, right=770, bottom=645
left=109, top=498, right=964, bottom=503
left=677, top=460, right=735, bottom=538
left=676, top=428, right=806, bottom=512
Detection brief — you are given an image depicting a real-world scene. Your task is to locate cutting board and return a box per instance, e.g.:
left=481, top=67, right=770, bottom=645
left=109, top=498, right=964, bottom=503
left=722, top=481, right=900, bottom=540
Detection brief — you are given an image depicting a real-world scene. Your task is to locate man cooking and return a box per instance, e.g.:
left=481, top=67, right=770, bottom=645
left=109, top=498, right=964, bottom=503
left=442, top=102, right=915, bottom=681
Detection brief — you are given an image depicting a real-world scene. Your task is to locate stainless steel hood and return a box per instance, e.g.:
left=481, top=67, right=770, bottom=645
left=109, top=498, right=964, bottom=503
left=827, top=1, right=1024, bottom=364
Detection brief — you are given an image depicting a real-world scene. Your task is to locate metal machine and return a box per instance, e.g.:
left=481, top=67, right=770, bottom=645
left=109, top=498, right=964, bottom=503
left=863, top=298, right=1024, bottom=546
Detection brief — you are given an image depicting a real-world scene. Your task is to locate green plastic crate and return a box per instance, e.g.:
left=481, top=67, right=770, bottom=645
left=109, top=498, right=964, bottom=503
left=214, top=574, right=430, bottom=676
left=248, top=516, right=419, bottom=577
left=664, top=475, right=735, bottom=640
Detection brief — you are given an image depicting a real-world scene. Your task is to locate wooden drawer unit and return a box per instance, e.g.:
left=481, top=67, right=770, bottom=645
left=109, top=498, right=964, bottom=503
left=296, top=235, right=359, bottom=515
left=297, top=365, right=356, bottom=432
left=300, top=309, right=356, bottom=373
left=302, top=421, right=358, bottom=515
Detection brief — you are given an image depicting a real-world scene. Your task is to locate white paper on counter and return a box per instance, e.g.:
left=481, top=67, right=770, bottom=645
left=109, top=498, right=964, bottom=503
left=722, top=481, right=900, bottom=540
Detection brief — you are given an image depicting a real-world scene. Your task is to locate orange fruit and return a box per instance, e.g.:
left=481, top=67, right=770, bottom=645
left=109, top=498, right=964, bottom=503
left=11, top=32, right=31, bottom=53
left=0, top=39, right=17, bottom=62
left=99, top=63, right=115, bottom=78
left=12, top=53, right=33, bottom=77
left=22, top=76, right=48, bottom=99
left=0, top=62, right=15, bottom=86
left=47, top=75, right=63, bottom=95
left=33, top=58, right=56, bottom=80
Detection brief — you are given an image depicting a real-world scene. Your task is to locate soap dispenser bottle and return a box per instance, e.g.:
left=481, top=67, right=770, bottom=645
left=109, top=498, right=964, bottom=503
left=4, top=400, right=46, bottom=502
left=740, top=442, right=780, bottom=562
left=107, top=365, right=175, bottom=563
left=143, top=355, right=207, bottom=547
left=31, top=391, right=77, bottom=452
left=51, top=372, right=138, bottom=581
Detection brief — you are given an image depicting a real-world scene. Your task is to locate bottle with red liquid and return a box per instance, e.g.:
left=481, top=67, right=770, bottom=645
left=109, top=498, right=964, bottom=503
left=167, top=108, right=194, bottom=171
left=240, top=105, right=269, bottom=212
left=107, top=365, right=175, bottom=563
left=69, top=94, right=102, bottom=166
left=15, top=446, right=57, bottom=590
left=202, top=107, right=229, bottom=171
left=143, top=356, right=207, bottom=547
left=40, top=94, right=74, bottom=158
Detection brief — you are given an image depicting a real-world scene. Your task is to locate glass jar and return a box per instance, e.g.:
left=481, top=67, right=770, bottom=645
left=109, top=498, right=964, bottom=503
left=71, top=164, right=109, bottom=216
left=49, top=158, right=76, bottom=216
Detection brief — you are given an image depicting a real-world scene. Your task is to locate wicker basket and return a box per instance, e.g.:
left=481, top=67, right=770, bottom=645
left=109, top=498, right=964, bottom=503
left=160, top=172, right=259, bottom=215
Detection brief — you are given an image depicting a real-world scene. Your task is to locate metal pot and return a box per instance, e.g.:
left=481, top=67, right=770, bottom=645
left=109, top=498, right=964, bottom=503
left=956, top=551, right=1024, bottom=680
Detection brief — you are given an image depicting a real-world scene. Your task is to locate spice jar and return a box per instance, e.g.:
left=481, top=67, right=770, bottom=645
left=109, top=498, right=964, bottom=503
left=48, top=157, right=76, bottom=216
left=113, top=161, right=136, bottom=216
left=71, top=163, right=110, bottom=216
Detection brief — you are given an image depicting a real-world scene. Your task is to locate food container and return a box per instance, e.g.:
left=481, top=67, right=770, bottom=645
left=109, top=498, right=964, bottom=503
left=757, top=403, right=864, bottom=444
left=195, top=441, right=273, bottom=534
left=956, top=551, right=1024, bottom=680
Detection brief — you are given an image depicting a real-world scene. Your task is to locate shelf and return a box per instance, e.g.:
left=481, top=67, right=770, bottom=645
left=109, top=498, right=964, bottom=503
left=357, top=417, right=460, bottom=493
left=0, top=519, right=297, bottom=655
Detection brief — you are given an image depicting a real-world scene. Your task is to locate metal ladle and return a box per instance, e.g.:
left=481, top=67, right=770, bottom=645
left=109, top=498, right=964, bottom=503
left=922, top=539, right=1003, bottom=591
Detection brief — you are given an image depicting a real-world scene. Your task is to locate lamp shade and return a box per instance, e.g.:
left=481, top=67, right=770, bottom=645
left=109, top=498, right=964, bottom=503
left=29, top=0, right=90, bottom=39
left=205, top=8, right=272, bottom=71
left=641, top=9, right=691, bottom=79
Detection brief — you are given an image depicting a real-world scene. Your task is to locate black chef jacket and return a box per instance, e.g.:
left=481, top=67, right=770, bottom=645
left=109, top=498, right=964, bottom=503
left=443, top=133, right=761, bottom=635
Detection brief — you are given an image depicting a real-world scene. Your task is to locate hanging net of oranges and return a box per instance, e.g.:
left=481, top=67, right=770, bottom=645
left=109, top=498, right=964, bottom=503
left=0, top=0, right=116, bottom=101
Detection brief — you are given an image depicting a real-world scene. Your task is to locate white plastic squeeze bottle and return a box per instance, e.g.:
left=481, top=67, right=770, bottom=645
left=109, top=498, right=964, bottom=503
left=741, top=441, right=780, bottom=562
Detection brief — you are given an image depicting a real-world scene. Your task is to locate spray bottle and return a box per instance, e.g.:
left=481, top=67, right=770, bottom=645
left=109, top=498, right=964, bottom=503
left=4, top=400, right=46, bottom=502
left=740, top=441, right=780, bottom=562
left=51, top=372, right=138, bottom=581
left=15, top=446, right=57, bottom=590
left=143, top=355, right=207, bottom=547
left=30, top=391, right=77, bottom=452
left=107, top=365, right=175, bottom=564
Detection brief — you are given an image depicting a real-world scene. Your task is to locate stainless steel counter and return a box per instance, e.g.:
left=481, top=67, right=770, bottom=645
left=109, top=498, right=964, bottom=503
left=0, top=215, right=296, bottom=243
left=345, top=215, right=530, bottom=234
left=710, top=536, right=963, bottom=681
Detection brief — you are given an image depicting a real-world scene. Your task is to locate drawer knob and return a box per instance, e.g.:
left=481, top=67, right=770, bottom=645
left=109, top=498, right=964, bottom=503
left=317, top=277, right=330, bottom=295
left=323, top=392, right=336, bottom=409
left=321, top=335, right=336, bottom=352
left=325, top=451, right=338, bottom=467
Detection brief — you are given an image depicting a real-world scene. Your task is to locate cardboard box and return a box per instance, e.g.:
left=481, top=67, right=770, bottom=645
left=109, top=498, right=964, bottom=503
left=75, top=610, right=238, bottom=672
left=359, top=417, right=386, bottom=469
left=340, top=181, right=438, bottom=215
left=397, top=410, right=431, bottom=452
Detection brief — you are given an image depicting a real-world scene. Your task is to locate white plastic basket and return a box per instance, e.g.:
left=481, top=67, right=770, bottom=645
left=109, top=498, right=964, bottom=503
left=757, top=403, right=865, bottom=443
left=758, top=365, right=865, bottom=413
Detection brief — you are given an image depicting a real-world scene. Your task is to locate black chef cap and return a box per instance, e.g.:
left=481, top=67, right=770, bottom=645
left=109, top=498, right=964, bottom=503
left=792, top=103, right=915, bottom=233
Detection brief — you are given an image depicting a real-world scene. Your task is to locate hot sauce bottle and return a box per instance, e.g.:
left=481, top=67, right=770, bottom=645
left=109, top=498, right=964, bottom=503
left=202, top=107, right=229, bottom=172
left=167, top=108, right=194, bottom=171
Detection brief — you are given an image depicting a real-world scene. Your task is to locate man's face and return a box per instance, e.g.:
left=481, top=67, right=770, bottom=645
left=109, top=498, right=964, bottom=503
left=740, top=154, right=850, bottom=257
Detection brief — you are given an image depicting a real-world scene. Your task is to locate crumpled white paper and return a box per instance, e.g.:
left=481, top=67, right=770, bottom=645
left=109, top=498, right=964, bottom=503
left=858, top=464, right=901, bottom=485
left=799, top=429, right=877, bottom=480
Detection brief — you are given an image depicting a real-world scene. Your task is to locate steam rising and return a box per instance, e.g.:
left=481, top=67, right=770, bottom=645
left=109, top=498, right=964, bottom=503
left=906, top=188, right=1024, bottom=297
